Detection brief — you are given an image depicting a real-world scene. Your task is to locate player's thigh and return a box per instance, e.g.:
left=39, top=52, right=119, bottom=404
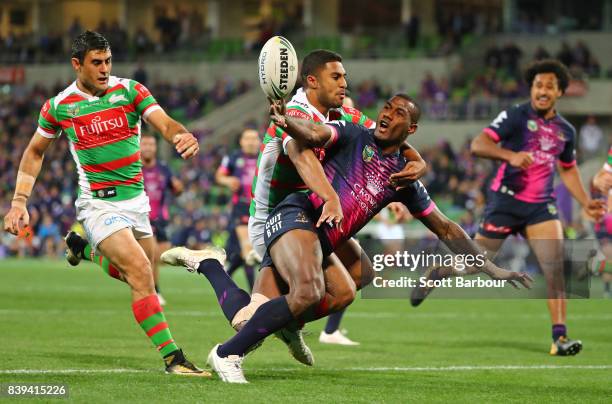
left=137, top=236, right=156, bottom=265
left=253, top=266, right=287, bottom=298
left=322, top=253, right=356, bottom=306
left=97, top=228, right=151, bottom=275
left=525, top=219, right=564, bottom=277
left=235, top=224, right=252, bottom=251
left=269, top=229, right=325, bottom=293
left=334, top=238, right=374, bottom=289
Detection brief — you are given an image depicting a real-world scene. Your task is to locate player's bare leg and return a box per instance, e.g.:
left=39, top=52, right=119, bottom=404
left=97, top=229, right=209, bottom=376
left=525, top=220, right=581, bottom=355
left=235, top=224, right=255, bottom=287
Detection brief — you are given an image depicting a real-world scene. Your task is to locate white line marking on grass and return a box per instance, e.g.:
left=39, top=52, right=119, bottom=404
left=2, top=365, right=611, bottom=375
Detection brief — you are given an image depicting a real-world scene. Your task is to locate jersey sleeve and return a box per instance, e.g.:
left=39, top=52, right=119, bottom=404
left=558, top=126, right=577, bottom=168
left=130, top=80, right=162, bottom=121
left=604, top=146, right=612, bottom=173
left=395, top=180, right=436, bottom=218
left=36, top=99, right=61, bottom=139
left=218, top=154, right=235, bottom=175
left=341, top=106, right=376, bottom=129
left=281, top=105, right=313, bottom=154
left=324, top=121, right=364, bottom=150
left=484, top=105, right=520, bottom=143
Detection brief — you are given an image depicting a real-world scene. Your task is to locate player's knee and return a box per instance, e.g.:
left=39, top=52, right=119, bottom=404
left=291, top=274, right=325, bottom=312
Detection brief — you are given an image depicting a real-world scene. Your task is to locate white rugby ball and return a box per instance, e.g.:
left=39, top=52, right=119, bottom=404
left=258, top=36, right=298, bottom=100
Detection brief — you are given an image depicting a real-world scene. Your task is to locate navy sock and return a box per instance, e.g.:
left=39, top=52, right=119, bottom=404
left=245, top=265, right=255, bottom=291
left=324, top=309, right=345, bottom=334
left=197, top=259, right=250, bottom=322
left=552, top=323, right=566, bottom=341
left=604, top=282, right=610, bottom=292
left=218, top=296, right=293, bottom=357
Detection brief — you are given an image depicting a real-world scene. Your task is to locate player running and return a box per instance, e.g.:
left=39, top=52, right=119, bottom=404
left=195, top=94, right=532, bottom=383
left=141, top=132, right=183, bottom=305
left=2, top=31, right=208, bottom=376
left=215, top=128, right=260, bottom=289
left=411, top=59, right=605, bottom=356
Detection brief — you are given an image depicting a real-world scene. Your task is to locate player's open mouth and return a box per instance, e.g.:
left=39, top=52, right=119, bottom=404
left=378, top=120, right=389, bottom=132
left=98, top=77, right=108, bottom=84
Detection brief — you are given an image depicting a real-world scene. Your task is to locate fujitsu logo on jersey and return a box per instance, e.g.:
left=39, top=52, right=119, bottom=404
left=79, top=114, right=126, bottom=137
left=72, top=106, right=131, bottom=149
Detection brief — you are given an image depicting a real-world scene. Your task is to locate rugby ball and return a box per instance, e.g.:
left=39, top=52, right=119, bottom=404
left=258, top=36, right=298, bottom=100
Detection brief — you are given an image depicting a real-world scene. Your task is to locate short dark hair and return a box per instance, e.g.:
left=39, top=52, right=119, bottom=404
left=393, top=93, right=421, bottom=124
left=524, top=59, right=571, bottom=94
left=300, top=49, right=343, bottom=83
left=71, top=31, right=111, bottom=63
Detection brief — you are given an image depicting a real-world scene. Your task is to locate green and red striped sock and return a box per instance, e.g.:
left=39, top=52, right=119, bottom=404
left=83, top=245, right=125, bottom=282
left=132, top=294, right=179, bottom=358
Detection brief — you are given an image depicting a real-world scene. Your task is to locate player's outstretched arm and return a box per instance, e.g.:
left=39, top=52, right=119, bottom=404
left=269, top=99, right=332, bottom=148
left=3, top=133, right=54, bottom=235
left=471, top=132, right=533, bottom=169
left=285, top=140, right=342, bottom=229
left=146, top=109, right=199, bottom=159
left=418, top=206, right=533, bottom=289
left=389, top=142, right=427, bottom=188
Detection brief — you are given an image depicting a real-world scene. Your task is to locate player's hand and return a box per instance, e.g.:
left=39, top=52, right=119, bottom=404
left=317, top=196, right=343, bottom=231
left=485, top=263, right=534, bottom=289
left=593, top=169, right=612, bottom=194
left=173, top=132, right=199, bottom=159
left=226, top=177, right=241, bottom=193
left=583, top=198, right=606, bottom=221
left=3, top=204, right=30, bottom=235
left=387, top=202, right=411, bottom=222
left=269, top=98, right=287, bottom=128
left=389, top=160, right=426, bottom=189
left=508, top=151, right=534, bottom=169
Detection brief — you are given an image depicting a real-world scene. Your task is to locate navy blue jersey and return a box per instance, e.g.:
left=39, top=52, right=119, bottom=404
left=219, top=150, right=258, bottom=205
left=307, top=121, right=433, bottom=249
left=484, top=102, right=576, bottom=203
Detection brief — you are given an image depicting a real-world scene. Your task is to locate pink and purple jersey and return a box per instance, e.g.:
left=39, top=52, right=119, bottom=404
left=142, top=162, right=174, bottom=221
left=484, top=102, right=576, bottom=203
left=309, top=121, right=434, bottom=250
left=219, top=151, right=258, bottom=205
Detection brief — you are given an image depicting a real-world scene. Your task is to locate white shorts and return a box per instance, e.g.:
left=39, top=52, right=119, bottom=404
left=248, top=215, right=266, bottom=259
left=76, top=192, right=153, bottom=252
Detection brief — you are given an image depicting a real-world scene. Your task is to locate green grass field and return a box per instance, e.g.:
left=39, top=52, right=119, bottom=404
left=1, top=259, right=611, bottom=403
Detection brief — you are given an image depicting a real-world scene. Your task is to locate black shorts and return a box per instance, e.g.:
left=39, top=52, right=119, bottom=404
left=260, top=192, right=332, bottom=268
left=150, top=218, right=169, bottom=242
left=477, top=191, right=559, bottom=239
left=230, top=202, right=250, bottom=228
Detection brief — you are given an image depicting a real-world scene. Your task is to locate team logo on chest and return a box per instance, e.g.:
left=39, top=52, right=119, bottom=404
left=67, top=103, right=80, bottom=117
left=527, top=120, right=538, bottom=132
left=362, top=145, right=375, bottom=162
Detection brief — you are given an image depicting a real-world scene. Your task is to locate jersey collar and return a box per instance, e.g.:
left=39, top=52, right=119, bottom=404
left=294, top=87, right=328, bottom=122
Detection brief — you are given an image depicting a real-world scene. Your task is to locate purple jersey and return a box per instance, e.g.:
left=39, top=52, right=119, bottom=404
left=308, top=121, right=434, bottom=250
left=484, top=102, right=576, bottom=203
left=219, top=151, right=258, bottom=205
left=142, top=162, right=173, bottom=220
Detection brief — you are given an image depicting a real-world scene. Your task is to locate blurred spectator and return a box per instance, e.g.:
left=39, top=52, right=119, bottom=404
left=579, top=116, right=604, bottom=160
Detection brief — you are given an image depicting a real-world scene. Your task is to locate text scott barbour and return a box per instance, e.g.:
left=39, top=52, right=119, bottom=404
left=372, top=277, right=508, bottom=288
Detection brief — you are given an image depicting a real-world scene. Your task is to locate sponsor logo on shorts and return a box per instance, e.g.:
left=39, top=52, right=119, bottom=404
left=482, top=222, right=512, bottom=234
left=295, top=211, right=309, bottom=223
left=265, top=212, right=282, bottom=238
left=547, top=203, right=558, bottom=215
left=104, top=215, right=130, bottom=226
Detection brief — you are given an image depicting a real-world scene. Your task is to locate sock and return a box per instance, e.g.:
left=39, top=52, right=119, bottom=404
left=226, top=253, right=243, bottom=276
left=218, top=296, right=293, bottom=357
left=552, top=324, right=566, bottom=341
left=324, top=309, right=345, bottom=334
left=197, top=259, right=250, bottom=322
left=155, top=285, right=161, bottom=294
left=83, top=245, right=125, bottom=282
left=132, top=294, right=179, bottom=358
left=604, top=282, right=610, bottom=293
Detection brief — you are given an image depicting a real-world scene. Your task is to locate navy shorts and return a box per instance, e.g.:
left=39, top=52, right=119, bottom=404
left=478, top=191, right=559, bottom=239
left=260, top=192, right=332, bottom=269
left=230, top=202, right=250, bottom=228
left=150, top=218, right=169, bottom=242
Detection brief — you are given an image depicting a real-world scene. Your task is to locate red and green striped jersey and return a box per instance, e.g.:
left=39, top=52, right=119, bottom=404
left=37, top=76, right=161, bottom=201
left=605, top=146, right=612, bottom=173
left=250, top=87, right=375, bottom=219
